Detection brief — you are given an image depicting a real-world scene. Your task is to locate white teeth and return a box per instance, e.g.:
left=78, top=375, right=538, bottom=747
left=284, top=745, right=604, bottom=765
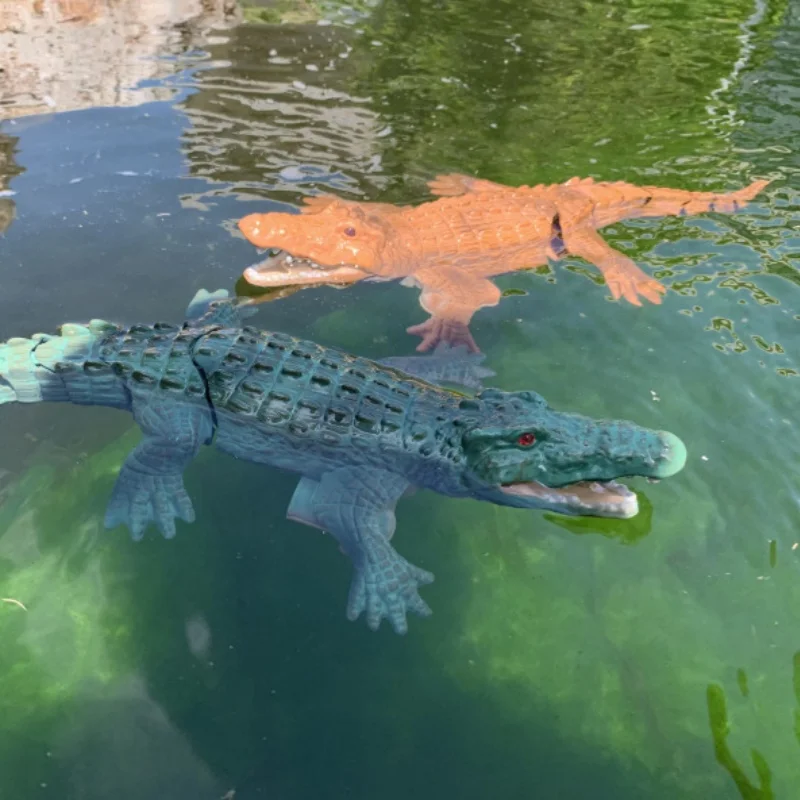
left=257, top=251, right=328, bottom=272
left=498, top=479, right=639, bottom=518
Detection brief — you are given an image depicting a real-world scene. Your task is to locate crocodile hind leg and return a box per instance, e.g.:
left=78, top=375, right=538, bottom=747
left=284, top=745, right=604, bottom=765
left=563, top=224, right=667, bottom=306
left=105, top=392, right=213, bottom=540
left=406, top=266, right=501, bottom=353
left=287, top=467, right=433, bottom=634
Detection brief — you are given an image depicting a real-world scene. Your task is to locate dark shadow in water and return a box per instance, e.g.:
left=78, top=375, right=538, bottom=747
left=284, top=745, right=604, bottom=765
left=100, top=458, right=666, bottom=799
left=52, top=676, right=225, bottom=800
left=3, top=445, right=667, bottom=799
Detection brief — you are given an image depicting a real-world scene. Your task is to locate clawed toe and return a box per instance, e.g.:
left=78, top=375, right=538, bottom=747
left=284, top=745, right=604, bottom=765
left=407, top=317, right=479, bottom=353
left=346, top=559, right=435, bottom=634
left=606, top=269, right=667, bottom=307
left=105, top=468, right=194, bottom=540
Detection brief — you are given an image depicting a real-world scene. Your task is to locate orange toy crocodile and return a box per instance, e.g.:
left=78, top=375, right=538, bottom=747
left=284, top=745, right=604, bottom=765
left=238, top=173, right=769, bottom=352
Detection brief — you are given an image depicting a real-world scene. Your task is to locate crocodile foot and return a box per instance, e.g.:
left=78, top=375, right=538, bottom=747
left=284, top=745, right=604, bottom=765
left=347, top=553, right=434, bottom=635
left=604, top=265, right=666, bottom=307
left=105, top=467, right=195, bottom=540
left=287, top=468, right=434, bottom=634
left=406, top=315, right=480, bottom=353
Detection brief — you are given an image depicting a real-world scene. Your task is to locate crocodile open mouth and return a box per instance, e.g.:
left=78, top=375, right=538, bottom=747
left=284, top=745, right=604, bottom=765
left=243, top=249, right=368, bottom=288
left=499, top=479, right=640, bottom=518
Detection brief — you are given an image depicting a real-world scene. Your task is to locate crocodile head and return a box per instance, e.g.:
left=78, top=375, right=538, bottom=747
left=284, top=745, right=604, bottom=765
left=238, top=198, right=392, bottom=288
left=460, top=390, right=686, bottom=518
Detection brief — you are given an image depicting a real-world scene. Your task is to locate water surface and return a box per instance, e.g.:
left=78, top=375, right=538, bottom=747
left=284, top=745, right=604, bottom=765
left=1, top=1, right=799, bottom=798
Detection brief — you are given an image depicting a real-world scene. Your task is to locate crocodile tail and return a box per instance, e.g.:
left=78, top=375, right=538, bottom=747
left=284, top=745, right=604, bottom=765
left=0, top=320, right=128, bottom=408
left=643, top=178, right=770, bottom=217
left=586, top=178, right=770, bottom=226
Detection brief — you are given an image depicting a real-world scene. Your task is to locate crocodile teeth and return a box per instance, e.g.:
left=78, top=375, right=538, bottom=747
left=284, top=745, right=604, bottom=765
left=244, top=253, right=370, bottom=288
left=499, top=479, right=638, bottom=518
left=256, top=250, right=327, bottom=271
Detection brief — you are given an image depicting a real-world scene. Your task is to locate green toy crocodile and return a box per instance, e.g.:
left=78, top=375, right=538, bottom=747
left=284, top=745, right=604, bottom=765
left=0, top=290, right=686, bottom=634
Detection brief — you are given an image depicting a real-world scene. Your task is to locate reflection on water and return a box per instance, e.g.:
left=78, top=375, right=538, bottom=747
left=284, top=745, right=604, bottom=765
left=169, top=0, right=799, bottom=373
left=0, top=0, right=240, bottom=119
left=0, top=0, right=241, bottom=237
left=0, top=132, right=23, bottom=233
left=2, top=1, right=800, bottom=799
left=177, top=17, right=389, bottom=212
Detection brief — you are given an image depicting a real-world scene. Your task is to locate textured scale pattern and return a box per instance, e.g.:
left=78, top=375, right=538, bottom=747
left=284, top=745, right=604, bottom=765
left=402, top=191, right=556, bottom=264
left=239, top=172, right=770, bottom=353
left=0, top=290, right=687, bottom=635
left=0, top=319, right=128, bottom=408
left=187, top=325, right=471, bottom=466
left=101, top=323, right=210, bottom=405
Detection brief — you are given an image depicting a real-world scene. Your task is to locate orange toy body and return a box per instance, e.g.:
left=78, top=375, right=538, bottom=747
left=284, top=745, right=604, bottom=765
left=239, top=173, right=769, bottom=352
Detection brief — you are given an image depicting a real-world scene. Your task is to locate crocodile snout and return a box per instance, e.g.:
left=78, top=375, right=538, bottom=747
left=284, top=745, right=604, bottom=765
left=652, top=431, right=687, bottom=478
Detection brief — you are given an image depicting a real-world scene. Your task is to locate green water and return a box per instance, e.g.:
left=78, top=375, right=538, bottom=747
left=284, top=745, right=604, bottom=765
left=1, top=0, right=799, bottom=797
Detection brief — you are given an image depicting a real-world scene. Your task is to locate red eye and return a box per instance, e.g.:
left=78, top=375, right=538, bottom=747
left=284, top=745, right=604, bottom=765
left=518, top=432, right=536, bottom=447
left=344, top=226, right=356, bottom=237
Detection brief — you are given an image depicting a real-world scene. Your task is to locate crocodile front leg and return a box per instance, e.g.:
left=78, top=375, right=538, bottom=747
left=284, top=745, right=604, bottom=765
left=406, top=266, right=501, bottom=353
left=287, top=467, right=433, bottom=634
left=105, top=392, right=213, bottom=540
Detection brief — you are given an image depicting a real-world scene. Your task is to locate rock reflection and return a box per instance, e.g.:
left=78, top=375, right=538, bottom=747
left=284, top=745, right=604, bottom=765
left=0, top=133, right=23, bottom=234
left=0, top=0, right=241, bottom=234
left=0, top=0, right=240, bottom=119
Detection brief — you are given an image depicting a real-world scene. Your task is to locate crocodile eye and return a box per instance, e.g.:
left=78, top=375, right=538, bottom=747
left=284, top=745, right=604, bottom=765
left=517, top=432, right=536, bottom=447
left=344, top=227, right=356, bottom=237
